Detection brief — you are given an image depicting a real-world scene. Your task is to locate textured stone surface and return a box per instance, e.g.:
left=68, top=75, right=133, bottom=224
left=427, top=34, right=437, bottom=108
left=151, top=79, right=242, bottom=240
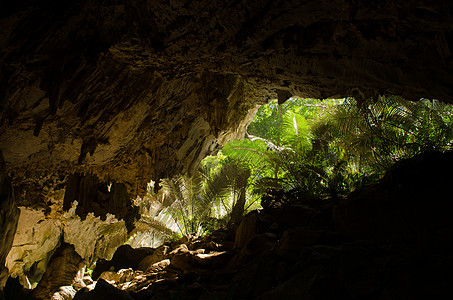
left=137, top=245, right=170, bottom=272
left=1, top=0, right=453, bottom=204
left=0, top=152, right=20, bottom=289
left=6, top=207, right=61, bottom=288
left=73, top=279, right=133, bottom=300
left=92, top=245, right=154, bottom=280
left=63, top=211, right=129, bottom=267
left=51, top=286, right=77, bottom=300
left=6, top=203, right=130, bottom=289
left=63, top=173, right=138, bottom=231
left=31, top=243, right=84, bottom=300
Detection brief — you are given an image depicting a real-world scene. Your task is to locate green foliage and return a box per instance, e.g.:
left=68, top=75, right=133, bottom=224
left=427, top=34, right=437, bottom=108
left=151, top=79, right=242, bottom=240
left=143, top=95, right=453, bottom=237
left=225, top=97, right=339, bottom=198
left=146, top=155, right=263, bottom=236
left=222, top=139, right=269, bottom=168
left=247, top=99, right=281, bottom=143
left=314, top=96, right=453, bottom=174
left=280, top=112, right=311, bottom=150
left=200, top=157, right=261, bottom=226
left=160, top=173, right=212, bottom=236
left=248, top=98, right=330, bottom=145
left=225, top=96, right=453, bottom=199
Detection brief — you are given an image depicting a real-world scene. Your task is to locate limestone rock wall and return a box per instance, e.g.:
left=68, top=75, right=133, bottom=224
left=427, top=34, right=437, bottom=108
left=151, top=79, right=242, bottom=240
left=6, top=203, right=129, bottom=289
left=63, top=211, right=128, bottom=268
left=63, top=173, right=138, bottom=232
left=6, top=207, right=60, bottom=289
left=0, top=152, right=20, bottom=289
left=1, top=0, right=452, bottom=203
left=30, top=243, right=84, bottom=300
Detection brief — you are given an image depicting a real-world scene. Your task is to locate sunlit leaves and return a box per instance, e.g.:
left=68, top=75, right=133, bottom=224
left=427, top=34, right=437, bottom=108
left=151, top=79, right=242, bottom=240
left=281, top=112, right=312, bottom=151
left=145, top=95, right=453, bottom=237
left=317, top=96, right=453, bottom=174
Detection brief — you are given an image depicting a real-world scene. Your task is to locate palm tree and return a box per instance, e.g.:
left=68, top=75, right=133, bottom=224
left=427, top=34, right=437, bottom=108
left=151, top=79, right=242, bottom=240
left=313, top=96, right=453, bottom=174
left=159, top=173, right=212, bottom=236
left=201, top=159, right=257, bottom=227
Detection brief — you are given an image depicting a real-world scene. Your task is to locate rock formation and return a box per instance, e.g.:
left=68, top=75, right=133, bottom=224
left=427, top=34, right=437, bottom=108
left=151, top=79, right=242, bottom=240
left=6, top=207, right=60, bottom=289
left=6, top=203, right=132, bottom=289
left=63, top=173, right=138, bottom=231
left=30, top=243, right=84, bottom=300
left=0, top=152, right=20, bottom=292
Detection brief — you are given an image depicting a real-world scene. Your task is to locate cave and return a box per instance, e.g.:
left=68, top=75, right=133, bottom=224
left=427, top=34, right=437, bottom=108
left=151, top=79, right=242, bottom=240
left=1, top=0, right=453, bottom=299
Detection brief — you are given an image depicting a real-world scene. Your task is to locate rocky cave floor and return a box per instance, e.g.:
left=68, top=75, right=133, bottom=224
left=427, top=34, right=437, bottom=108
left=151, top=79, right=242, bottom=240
left=4, top=151, right=453, bottom=300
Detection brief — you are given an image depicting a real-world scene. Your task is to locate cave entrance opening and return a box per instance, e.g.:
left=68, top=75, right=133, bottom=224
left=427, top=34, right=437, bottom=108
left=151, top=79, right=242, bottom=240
left=130, top=96, right=453, bottom=247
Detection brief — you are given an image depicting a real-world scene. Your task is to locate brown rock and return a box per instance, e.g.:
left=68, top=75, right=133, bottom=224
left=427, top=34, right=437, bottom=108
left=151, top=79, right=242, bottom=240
left=146, top=259, right=170, bottom=273
left=138, top=245, right=170, bottom=271
left=73, top=277, right=86, bottom=291
left=93, top=245, right=154, bottom=279
left=234, top=234, right=276, bottom=265
left=169, top=253, right=194, bottom=273
left=63, top=174, right=139, bottom=232
left=98, top=270, right=121, bottom=285
left=117, top=268, right=135, bottom=284
left=51, top=286, right=77, bottom=300
left=31, top=243, right=84, bottom=300
left=0, top=151, right=20, bottom=289
left=82, top=276, right=94, bottom=286
left=234, top=212, right=258, bottom=250
left=169, top=244, right=189, bottom=256
left=192, top=251, right=232, bottom=268
left=73, top=279, right=133, bottom=300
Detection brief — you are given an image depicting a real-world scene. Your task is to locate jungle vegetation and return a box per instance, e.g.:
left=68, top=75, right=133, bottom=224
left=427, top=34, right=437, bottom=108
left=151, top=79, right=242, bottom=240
left=141, top=96, right=453, bottom=237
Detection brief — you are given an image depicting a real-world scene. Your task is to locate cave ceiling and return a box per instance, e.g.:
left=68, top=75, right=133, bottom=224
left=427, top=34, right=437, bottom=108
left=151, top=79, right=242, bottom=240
left=1, top=0, right=453, bottom=200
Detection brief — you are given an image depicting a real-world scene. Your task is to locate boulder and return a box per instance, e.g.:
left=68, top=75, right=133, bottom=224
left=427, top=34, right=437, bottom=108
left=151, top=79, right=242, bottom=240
left=169, top=244, right=189, bottom=256
left=73, top=279, right=133, bottom=300
left=98, top=271, right=121, bottom=285
left=137, top=245, right=170, bottom=271
left=92, top=245, right=154, bottom=280
left=146, top=259, right=170, bottom=273
left=233, top=212, right=258, bottom=250
left=51, top=286, right=77, bottom=300
left=192, top=251, right=233, bottom=268
left=169, top=253, right=194, bottom=273
left=117, top=268, right=135, bottom=284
